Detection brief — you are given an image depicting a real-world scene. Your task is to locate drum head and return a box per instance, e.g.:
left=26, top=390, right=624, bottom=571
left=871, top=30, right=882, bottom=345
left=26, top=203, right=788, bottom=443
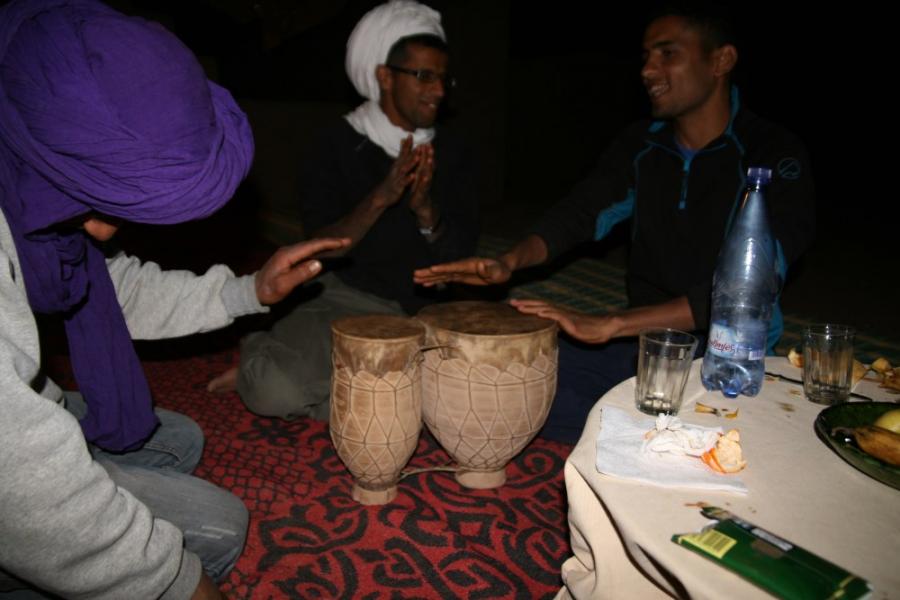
left=331, top=315, right=425, bottom=375
left=332, top=315, right=425, bottom=340
left=416, top=301, right=555, bottom=336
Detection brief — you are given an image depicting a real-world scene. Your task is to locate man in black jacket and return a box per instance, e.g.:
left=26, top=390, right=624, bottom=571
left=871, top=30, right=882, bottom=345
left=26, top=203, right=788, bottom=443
left=415, top=8, right=814, bottom=443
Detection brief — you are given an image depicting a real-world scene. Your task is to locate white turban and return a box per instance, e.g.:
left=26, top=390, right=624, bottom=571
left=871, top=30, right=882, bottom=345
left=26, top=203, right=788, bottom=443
left=345, top=0, right=445, bottom=102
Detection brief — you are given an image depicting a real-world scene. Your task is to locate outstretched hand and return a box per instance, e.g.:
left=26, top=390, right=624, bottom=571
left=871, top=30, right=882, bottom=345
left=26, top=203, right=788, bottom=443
left=413, top=257, right=512, bottom=287
left=255, top=237, right=350, bottom=305
left=509, top=299, right=619, bottom=344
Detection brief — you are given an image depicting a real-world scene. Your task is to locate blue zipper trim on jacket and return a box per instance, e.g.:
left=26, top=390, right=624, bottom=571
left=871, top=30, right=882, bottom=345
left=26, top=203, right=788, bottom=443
left=768, top=304, right=784, bottom=355
left=594, top=191, right=635, bottom=241
left=679, top=157, right=692, bottom=210
left=644, top=141, right=711, bottom=212
left=766, top=240, right=788, bottom=354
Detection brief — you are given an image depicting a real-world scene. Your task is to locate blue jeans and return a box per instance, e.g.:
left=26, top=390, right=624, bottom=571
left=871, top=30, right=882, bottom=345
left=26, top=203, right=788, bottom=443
left=540, top=337, right=640, bottom=444
left=0, top=394, right=247, bottom=598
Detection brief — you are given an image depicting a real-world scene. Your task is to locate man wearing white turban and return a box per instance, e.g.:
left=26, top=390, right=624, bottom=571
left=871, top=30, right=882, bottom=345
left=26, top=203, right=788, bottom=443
left=344, top=0, right=443, bottom=156
left=208, top=1, right=479, bottom=420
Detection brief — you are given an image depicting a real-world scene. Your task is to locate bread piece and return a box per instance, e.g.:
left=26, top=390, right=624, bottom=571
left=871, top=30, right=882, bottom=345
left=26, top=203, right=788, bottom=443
left=872, top=357, right=893, bottom=375
left=881, top=369, right=900, bottom=392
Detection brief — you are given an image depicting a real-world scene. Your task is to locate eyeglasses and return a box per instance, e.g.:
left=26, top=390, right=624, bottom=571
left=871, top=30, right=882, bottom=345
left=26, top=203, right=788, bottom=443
left=386, top=65, right=456, bottom=89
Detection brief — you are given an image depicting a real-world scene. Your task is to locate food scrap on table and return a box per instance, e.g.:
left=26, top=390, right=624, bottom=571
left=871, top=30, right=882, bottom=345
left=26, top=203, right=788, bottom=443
left=695, top=402, right=739, bottom=419
left=864, top=357, right=899, bottom=392
left=701, top=430, right=747, bottom=474
left=872, top=357, right=891, bottom=375
left=787, top=347, right=803, bottom=368
left=642, top=416, right=746, bottom=474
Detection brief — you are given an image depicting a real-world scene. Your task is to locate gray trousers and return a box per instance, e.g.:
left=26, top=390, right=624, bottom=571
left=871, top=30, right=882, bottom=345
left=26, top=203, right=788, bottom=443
left=237, top=272, right=405, bottom=420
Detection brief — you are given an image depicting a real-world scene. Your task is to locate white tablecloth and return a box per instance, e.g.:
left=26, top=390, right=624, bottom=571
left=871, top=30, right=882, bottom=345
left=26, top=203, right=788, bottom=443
left=556, top=357, right=899, bottom=599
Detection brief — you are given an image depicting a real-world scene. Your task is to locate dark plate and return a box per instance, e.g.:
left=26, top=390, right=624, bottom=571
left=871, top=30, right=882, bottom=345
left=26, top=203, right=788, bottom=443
left=814, top=402, right=900, bottom=490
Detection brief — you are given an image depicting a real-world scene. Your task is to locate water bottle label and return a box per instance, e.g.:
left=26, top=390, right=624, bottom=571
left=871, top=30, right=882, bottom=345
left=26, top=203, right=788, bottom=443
left=708, top=323, right=764, bottom=360
left=708, top=323, right=739, bottom=358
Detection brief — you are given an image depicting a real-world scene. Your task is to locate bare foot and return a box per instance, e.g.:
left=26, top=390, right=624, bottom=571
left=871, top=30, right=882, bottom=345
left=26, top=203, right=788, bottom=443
left=207, top=366, right=238, bottom=394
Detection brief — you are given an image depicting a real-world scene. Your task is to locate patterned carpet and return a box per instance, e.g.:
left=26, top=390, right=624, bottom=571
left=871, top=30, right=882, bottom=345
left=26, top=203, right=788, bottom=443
left=43, top=344, right=572, bottom=599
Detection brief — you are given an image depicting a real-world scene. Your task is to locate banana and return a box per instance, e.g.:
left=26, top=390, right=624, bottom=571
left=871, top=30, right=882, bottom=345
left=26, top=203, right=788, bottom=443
left=854, top=425, right=900, bottom=467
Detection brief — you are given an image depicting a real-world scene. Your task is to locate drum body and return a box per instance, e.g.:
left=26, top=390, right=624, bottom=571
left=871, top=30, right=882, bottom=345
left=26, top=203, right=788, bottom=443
left=330, top=315, right=425, bottom=505
left=417, top=302, right=558, bottom=488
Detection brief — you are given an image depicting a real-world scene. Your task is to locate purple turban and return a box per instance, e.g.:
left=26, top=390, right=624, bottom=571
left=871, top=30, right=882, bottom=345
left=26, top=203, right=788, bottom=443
left=0, top=0, right=254, bottom=450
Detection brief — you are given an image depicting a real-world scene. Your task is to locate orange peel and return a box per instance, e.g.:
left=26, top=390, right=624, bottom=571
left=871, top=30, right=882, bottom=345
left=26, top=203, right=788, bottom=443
left=700, top=429, right=747, bottom=474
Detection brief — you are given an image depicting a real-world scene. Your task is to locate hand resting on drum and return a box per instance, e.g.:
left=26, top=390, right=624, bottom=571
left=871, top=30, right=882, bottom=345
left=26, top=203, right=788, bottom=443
left=510, top=300, right=621, bottom=344
left=510, top=296, right=697, bottom=345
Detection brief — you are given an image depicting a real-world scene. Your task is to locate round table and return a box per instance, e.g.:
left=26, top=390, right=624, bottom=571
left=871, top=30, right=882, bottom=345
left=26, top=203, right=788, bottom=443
left=556, top=357, right=899, bottom=599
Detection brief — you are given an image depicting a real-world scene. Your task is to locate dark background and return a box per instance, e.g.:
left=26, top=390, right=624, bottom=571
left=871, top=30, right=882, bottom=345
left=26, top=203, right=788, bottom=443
left=91, top=1, right=900, bottom=339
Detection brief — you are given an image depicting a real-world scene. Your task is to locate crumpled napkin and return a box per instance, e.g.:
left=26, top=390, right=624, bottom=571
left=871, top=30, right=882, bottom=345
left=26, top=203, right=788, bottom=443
left=641, top=414, right=720, bottom=457
left=596, top=406, right=747, bottom=494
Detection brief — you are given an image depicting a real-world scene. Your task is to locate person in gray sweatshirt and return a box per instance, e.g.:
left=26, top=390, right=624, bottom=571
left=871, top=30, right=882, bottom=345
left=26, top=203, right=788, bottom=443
left=0, top=1, right=347, bottom=598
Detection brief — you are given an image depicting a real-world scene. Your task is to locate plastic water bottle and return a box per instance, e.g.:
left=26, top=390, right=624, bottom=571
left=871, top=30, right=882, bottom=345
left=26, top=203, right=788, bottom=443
left=701, top=167, right=779, bottom=398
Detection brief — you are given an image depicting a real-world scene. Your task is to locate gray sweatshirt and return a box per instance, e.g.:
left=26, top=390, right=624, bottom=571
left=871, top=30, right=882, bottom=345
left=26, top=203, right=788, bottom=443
left=0, top=212, right=266, bottom=599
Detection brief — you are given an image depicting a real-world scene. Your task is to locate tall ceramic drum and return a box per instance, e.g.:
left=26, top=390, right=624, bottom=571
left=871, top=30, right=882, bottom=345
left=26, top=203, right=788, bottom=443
left=417, top=302, right=558, bottom=488
left=330, top=315, right=425, bottom=505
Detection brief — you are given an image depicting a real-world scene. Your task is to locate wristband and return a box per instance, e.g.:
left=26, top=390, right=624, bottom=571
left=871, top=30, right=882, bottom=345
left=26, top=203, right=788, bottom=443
left=418, top=215, right=441, bottom=236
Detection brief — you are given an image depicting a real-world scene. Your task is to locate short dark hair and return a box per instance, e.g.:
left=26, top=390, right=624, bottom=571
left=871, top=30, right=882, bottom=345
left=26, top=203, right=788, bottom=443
left=649, top=4, right=737, bottom=54
left=385, top=34, right=448, bottom=66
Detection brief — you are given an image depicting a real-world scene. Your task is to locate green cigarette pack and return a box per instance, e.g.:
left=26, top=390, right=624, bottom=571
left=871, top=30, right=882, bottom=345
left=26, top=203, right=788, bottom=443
left=672, top=506, right=871, bottom=600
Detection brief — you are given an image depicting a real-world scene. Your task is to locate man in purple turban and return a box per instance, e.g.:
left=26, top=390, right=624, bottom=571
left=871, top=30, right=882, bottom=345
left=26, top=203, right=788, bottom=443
left=0, top=1, right=347, bottom=598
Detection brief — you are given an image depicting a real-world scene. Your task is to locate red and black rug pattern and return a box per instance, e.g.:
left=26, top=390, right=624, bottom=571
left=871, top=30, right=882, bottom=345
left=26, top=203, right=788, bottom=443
left=124, top=347, right=574, bottom=599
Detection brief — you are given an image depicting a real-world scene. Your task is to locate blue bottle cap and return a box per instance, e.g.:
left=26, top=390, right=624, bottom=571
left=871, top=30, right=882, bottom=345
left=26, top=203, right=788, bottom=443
left=746, top=167, right=772, bottom=185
